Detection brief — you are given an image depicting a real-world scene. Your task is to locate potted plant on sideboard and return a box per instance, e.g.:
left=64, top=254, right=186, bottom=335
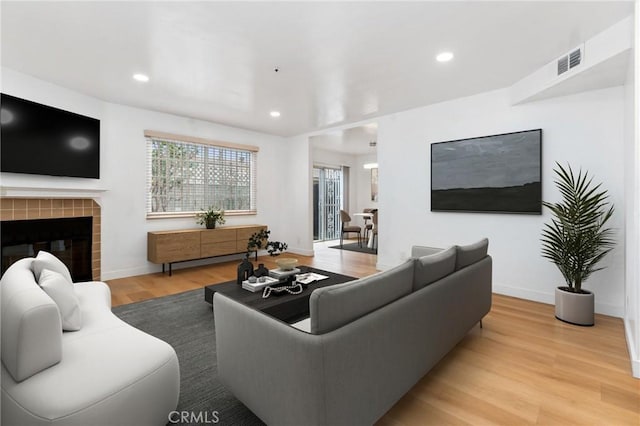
left=196, top=207, right=225, bottom=229
left=541, top=163, right=615, bottom=326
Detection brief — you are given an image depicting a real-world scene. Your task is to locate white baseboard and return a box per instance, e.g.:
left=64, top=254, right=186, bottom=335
left=101, top=248, right=315, bottom=281
left=492, top=283, right=623, bottom=318
left=493, top=283, right=554, bottom=305
left=287, top=247, right=314, bottom=257
left=101, top=265, right=155, bottom=281
left=102, top=252, right=249, bottom=281
left=623, top=318, right=640, bottom=378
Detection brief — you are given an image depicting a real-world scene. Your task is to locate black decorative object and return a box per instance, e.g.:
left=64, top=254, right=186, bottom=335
left=431, top=129, right=542, bottom=214
left=255, top=263, right=269, bottom=278
left=246, top=229, right=288, bottom=257
left=237, top=256, right=254, bottom=284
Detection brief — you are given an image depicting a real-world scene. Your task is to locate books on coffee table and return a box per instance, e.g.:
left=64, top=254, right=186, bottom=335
left=242, top=276, right=281, bottom=292
left=269, top=268, right=301, bottom=279
left=295, top=272, right=329, bottom=285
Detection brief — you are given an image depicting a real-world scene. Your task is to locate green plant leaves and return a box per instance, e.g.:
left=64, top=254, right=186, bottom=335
left=541, top=163, right=615, bottom=292
left=246, top=229, right=288, bottom=257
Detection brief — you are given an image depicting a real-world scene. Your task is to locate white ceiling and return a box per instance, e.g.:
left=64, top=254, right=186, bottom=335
left=1, top=1, right=633, bottom=137
left=311, top=123, right=378, bottom=155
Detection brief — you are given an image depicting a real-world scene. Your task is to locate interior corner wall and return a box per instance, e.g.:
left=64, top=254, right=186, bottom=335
left=376, top=86, right=626, bottom=317
left=623, top=0, right=639, bottom=378
left=284, top=135, right=314, bottom=256
left=1, top=68, right=290, bottom=280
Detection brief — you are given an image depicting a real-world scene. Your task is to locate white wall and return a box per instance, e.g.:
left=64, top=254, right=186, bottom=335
left=354, top=153, right=378, bottom=214
left=623, top=1, right=639, bottom=378
left=283, top=135, right=314, bottom=256
left=1, top=68, right=292, bottom=280
left=376, top=86, right=626, bottom=317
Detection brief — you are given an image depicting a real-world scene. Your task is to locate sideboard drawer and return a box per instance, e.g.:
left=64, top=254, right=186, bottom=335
left=148, top=232, right=200, bottom=263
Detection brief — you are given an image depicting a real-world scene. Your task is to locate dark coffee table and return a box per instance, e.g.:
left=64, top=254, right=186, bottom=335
left=204, top=266, right=355, bottom=323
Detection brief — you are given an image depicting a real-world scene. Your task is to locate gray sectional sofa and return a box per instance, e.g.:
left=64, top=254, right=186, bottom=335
left=213, top=239, right=492, bottom=426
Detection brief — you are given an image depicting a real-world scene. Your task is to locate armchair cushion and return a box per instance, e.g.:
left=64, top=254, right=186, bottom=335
left=33, top=250, right=73, bottom=283
left=39, top=269, right=82, bottom=331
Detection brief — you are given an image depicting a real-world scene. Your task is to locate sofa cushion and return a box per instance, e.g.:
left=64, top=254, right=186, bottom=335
left=309, top=259, right=414, bottom=334
left=455, top=238, right=489, bottom=270
left=411, top=246, right=444, bottom=258
left=33, top=250, right=73, bottom=283
left=413, top=246, right=457, bottom=291
left=39, top=269, right=82, bottom=331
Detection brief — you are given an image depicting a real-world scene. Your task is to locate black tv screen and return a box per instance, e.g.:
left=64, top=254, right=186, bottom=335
left=431, top=129, right=542, bottom=214
left=1, top=93, right=100, bottom=178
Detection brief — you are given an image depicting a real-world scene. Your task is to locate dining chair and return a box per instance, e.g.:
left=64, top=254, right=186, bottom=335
left=340, top=210, right=362, bottom=248
left=363, top=208, right=374, bottom=240
left=371, top=210, right=378, bottom=253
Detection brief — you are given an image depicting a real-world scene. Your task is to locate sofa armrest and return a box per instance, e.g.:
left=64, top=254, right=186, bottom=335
left=1, top=259, right=62, bottom=382
left=213, top=293, right=326, bottom=426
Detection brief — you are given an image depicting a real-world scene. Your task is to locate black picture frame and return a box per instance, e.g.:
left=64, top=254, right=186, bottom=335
left=430, top=129, right=542, bottom=214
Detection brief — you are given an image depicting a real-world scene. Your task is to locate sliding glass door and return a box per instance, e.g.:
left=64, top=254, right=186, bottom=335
left=313, top=166, right=343, bottom=241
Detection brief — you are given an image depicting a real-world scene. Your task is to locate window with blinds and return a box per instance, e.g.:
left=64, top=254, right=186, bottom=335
left=145, top=131, right=258, bottom=217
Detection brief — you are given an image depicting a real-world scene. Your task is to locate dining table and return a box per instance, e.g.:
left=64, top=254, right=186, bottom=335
left=352, top=212, right=376, bottom=249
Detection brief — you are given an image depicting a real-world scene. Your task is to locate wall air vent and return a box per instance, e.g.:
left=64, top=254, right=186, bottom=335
left=569, top=48, right=582, bottom=69
left=556, top=45, right=584, bottom=76
left=557, top=56, right=569, bottom=75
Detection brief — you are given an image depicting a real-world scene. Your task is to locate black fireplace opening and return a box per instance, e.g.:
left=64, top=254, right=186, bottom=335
left=1, top=217, right=93, bottom=281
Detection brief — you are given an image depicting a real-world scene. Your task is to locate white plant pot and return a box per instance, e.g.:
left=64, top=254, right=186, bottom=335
left=555, top=287, right=594, bottom=326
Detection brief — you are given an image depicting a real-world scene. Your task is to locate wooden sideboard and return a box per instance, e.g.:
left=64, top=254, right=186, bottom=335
left=148, top=224, right=267, bottom=275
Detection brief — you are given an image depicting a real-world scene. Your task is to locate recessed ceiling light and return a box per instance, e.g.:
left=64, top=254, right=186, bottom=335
left=133, top=73, right=149, bottom=82
left=270, top=111, right=281, bottom=118
left=436, top=52, right=454, bottom=62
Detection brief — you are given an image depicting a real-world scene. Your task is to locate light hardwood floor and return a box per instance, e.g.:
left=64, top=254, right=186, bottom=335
left=106, top=240, right=639, bottom=425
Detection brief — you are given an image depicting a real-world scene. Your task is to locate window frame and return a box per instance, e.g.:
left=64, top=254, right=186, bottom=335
left=144, top=130, right=258, bottom=219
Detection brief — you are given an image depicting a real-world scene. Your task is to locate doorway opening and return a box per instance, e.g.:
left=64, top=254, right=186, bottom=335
left=313, top=166, right=343, bottom=242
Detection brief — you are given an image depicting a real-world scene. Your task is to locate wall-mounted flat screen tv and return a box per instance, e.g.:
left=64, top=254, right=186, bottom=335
left=431, top=129, right=542, bottom=214
left=1, top=93, right=100, bottom=179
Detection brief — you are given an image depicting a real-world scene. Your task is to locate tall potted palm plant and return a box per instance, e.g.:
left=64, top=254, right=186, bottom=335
left=541, top=163, right=615, bottom=326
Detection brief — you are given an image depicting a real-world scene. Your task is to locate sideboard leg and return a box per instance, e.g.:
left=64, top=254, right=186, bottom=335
left=479, top=319, right=483, bottom=329
left=169, top=263, right=172, bottom=276
left=162, top=264, right=165, bottom=274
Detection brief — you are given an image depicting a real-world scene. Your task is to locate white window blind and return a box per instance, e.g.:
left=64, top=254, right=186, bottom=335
left=145, top=130, right=258, bottom=217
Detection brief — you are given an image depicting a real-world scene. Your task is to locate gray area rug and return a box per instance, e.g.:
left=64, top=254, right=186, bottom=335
left=329, top=242, right=377, bottom=254
left=112, top=289, right=264, bottom=426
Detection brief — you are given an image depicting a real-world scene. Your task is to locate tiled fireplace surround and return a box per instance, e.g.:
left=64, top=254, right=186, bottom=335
left=1, top=198, right=101, bottom=280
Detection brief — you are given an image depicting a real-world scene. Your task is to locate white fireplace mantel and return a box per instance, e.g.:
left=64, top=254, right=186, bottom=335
left=0, top=185, right=108, bottom=200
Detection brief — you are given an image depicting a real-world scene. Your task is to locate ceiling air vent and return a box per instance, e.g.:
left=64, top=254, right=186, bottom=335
left=556, top=45, right=584, bottom=76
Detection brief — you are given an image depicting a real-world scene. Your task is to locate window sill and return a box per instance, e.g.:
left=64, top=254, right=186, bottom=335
left=146, top=210, right=257, bottom=220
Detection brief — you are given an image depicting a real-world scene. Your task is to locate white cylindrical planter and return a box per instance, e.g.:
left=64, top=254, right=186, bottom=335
left=555, top=287, right=594, bottom=326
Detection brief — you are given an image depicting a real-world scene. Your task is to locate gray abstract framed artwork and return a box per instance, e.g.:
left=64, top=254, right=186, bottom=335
left=371, top=168, right=378, bottom=202
left=430, top=129, right=541, bottom=214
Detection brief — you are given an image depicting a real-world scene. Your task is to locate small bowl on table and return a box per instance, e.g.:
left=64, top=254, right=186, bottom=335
left=275, top=257, right=298, bottom=271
